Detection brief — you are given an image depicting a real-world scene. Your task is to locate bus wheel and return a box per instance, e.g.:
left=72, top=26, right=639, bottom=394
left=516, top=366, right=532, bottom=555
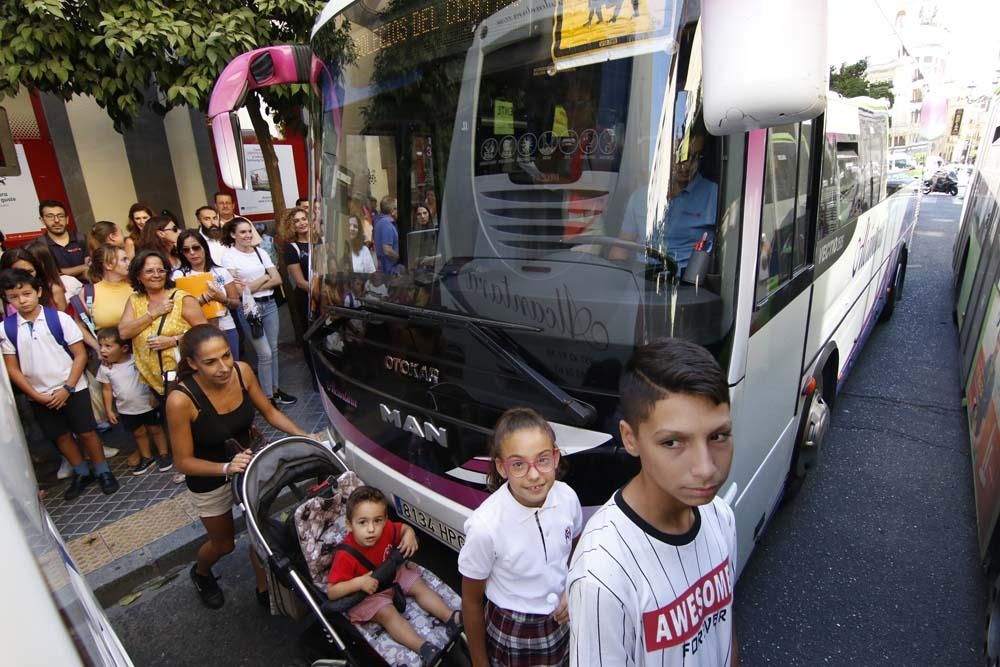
left=986, top=571, right=1000, bottom=665
left=784, top=373, right=831, bottom=500
left=879, top=249, right=907, bottom=323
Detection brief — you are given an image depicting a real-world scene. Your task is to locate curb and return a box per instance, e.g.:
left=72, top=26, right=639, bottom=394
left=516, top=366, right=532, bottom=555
left=88, top=486, right=304, bottom=608
left=88, top=508, right=247, bottom=608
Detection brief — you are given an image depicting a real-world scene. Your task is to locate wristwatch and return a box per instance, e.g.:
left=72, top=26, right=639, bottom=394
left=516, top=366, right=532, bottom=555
left=62, top=383, right=74, bottom=394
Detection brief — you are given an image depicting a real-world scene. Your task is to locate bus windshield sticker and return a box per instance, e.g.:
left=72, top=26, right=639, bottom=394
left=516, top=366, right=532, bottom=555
left=552, top=0, right=682, bottom=70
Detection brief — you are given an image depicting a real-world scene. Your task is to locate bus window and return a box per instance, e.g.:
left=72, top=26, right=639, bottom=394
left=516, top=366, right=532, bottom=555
left=756, top=124, right=800, bottom=301
left=817, top=134, right=838, bottom=240
left=793, top=119, right=815, bottom=270
left=836, top=143, right=862, bottom=226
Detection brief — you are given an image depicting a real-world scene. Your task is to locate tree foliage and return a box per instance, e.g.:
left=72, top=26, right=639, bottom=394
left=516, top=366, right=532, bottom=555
left=0, top=0, right=328, bottom=223
left=830, top=59, right=895, bottom=106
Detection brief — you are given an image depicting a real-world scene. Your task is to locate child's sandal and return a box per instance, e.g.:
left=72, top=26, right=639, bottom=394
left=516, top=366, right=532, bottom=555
left=418, top=641, right=439, bottom=666
left=444, top=609, right=463, bottom=634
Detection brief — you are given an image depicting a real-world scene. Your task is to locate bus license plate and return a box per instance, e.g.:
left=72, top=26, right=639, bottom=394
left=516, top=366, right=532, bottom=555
left=394, top=496, right=465, bottom=550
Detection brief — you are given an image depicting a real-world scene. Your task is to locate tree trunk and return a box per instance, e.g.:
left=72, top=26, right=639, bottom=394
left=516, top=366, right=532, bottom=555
left=246, top=92, right=305, bottom=344
left=245, top=92, right=287, bottom=226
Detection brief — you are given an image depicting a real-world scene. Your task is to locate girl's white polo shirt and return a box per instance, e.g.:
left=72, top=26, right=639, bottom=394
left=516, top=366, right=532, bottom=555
left=458, top=480, right=583, bottom=614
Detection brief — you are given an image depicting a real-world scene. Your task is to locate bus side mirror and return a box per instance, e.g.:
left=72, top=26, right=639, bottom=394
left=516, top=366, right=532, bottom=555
left=212, top=113, right=246, bottom=190
left=701, top=0, right=828, bottom=136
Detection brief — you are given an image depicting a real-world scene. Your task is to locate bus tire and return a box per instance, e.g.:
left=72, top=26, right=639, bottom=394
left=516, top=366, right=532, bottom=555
left=879, top=248, right=907, bottom=323
left=986, top=570, right=1000, bottom=665
left=784, top=369, right=831, bottom=501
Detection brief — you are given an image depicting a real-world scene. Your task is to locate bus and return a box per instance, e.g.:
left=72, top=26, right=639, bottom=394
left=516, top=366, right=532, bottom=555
left=207, top=0, right=917, bottom=577
left=0, top=359, right=133, bottom=664
left=951, top=94, right=1000, bottom=661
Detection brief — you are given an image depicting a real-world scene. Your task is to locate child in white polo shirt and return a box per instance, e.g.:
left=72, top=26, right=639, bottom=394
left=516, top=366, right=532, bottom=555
left=0, top=269, right=119, bottom=501
left=458, top=407, right=582, bottom=667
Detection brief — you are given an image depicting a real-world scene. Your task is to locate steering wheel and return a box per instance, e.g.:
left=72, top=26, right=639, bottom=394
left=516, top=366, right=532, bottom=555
left=562, top=235, right=679, bottom=281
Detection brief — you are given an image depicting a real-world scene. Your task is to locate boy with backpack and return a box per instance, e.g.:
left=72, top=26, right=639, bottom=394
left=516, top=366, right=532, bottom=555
left=567, top=338, right=738, bottom=666
left=1, top=269, right=119, bottom=500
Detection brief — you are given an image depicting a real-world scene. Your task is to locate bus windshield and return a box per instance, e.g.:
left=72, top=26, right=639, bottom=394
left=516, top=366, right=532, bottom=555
left=310, top=0, right=740, bottom=383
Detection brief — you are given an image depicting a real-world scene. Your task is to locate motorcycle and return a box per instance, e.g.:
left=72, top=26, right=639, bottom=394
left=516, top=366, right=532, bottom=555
left=923, top=170, right=959, bottom=196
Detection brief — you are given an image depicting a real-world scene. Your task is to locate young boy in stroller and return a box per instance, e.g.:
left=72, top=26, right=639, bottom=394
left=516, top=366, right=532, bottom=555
left=326, top=486, right=462, bottom=665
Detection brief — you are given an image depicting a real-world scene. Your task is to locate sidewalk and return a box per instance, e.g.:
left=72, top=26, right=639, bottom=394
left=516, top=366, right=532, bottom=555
left=40, top=343, right=327, bottom=606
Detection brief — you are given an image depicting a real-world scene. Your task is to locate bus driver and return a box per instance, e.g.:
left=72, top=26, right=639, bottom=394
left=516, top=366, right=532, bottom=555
left=610, top=123, right=718, bottom=271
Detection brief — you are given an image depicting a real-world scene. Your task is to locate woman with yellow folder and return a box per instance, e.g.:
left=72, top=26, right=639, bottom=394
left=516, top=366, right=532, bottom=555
left=172, top=231, right=242, bottom=360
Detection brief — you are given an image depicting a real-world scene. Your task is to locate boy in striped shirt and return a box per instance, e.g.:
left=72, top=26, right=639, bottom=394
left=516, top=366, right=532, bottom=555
left=567, top=338, right=738, bottom=666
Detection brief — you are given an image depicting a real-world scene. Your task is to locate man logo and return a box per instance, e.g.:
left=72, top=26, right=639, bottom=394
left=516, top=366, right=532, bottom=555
left=379, top=403, right=448, bottom=448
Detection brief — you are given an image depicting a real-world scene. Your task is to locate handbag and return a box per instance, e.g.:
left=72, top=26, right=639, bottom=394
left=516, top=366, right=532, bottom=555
left=254, top=247, right=286, bottom=308
left=153, top=291, right=181, bottom=397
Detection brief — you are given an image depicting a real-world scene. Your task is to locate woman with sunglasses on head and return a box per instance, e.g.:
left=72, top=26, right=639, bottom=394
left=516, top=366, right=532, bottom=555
left=124, top=203, right=154, bottom=260
left=173, top=231, right=241, bottom=361
left=118, top=250, right=206, bottom=431
left=139, top=216, right=183, bottom=270
left=220, top=217, right=296, bottom=408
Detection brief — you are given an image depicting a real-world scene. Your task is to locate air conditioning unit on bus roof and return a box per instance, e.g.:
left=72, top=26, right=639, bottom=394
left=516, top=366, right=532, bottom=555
left=701, top=0, right=829, bottom=136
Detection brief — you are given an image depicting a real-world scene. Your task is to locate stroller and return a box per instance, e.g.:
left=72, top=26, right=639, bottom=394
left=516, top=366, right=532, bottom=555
left=233, top=436, right=468, bottom=666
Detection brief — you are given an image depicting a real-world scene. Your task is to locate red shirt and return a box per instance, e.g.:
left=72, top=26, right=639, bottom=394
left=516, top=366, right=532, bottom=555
left=327, top=520, right=402, bottom=584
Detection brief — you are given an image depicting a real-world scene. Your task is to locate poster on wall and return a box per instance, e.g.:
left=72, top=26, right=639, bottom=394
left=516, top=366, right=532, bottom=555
left=235, top=144, right=299, bottom=216
left=968, top=285, right=1000, bottom=557
left=552, top=0, right=680, bottom=70
left=0, top=145, right=42, bottom=234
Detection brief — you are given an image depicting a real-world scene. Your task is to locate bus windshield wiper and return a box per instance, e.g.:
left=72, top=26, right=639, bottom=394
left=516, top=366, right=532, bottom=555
left=363, top=297, right=597, bottom=427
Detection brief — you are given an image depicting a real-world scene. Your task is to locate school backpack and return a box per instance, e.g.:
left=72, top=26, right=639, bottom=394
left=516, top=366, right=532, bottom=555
left=3, top=306, right=73, bottom=359
left=67, top=282, right=96, bottom=337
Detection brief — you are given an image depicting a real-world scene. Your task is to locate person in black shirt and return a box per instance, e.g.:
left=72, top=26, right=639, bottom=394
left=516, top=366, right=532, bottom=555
left=167, top=325, right=308, bottom=608
left=40, top=199, right=88, bottom=281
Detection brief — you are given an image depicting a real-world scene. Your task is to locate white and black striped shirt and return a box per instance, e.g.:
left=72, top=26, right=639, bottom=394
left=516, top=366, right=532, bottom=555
left=567, top=491, right=737, bottom=666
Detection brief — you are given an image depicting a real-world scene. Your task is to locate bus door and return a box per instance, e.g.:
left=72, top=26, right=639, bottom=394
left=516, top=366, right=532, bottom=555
left=737, top=120, right=817, bottom=543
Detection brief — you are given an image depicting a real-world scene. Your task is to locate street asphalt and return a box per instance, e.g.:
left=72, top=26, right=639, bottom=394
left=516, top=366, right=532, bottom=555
left=106, top=188, right=986, bottom=666
left=735, top=188, right=985, bottom=665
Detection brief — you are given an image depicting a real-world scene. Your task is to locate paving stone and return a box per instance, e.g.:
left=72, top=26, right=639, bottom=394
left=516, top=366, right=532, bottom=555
left=67, top=533, right=115, bottom=574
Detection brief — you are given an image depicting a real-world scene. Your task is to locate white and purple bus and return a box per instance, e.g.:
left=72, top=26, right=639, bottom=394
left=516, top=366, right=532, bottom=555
left=208, top=0, right=917, bottom=577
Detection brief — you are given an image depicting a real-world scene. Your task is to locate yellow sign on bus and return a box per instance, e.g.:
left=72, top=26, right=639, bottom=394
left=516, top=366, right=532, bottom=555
left=552, top=0, right=679, bottom=69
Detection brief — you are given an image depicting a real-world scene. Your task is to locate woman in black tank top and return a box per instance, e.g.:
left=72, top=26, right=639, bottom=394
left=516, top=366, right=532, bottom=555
left=166, top=325, right=308, bottom=609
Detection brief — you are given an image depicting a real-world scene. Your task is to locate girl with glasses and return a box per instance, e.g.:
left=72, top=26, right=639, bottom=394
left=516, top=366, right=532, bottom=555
left=458, top=407, right=583, bottom=667
left=173, top=231, right=241, bottom=361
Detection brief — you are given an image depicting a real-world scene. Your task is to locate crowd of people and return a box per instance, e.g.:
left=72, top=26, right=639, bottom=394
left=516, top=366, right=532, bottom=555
left=0, top=194, right=310, bottom=503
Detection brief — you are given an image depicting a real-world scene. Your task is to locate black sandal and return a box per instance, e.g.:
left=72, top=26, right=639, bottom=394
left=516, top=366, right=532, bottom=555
left=419, top=641, right=440, bottom=666
left=444, top=609, right=463, bottom=635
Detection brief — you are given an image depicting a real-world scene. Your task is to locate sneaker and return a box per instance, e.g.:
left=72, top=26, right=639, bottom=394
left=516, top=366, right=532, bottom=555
left=190, top=564, right=225, bottom=609
left=157, top=455, right=174, bottom=472
left=56, top=458, right=73, bottom=480
left=98, top=471, right=119, bottom=495
left=64, top=474, right=94, bottom=501
left=418, top=642, right=440, bottom=666
left=102, top=445, right=119, bottom=458
left=131, top=457, right=157, bottom=476
left=272, top=389, right=298, bottom=406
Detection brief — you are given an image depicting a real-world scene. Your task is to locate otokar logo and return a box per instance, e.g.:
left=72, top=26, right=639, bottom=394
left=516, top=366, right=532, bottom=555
left=379, top=403, right=448, bottom=448
left=384, top=355, right=440, bottom=383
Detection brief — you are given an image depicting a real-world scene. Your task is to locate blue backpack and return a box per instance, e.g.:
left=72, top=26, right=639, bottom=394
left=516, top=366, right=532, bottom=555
left=3, top=306, right=73, bottom=360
